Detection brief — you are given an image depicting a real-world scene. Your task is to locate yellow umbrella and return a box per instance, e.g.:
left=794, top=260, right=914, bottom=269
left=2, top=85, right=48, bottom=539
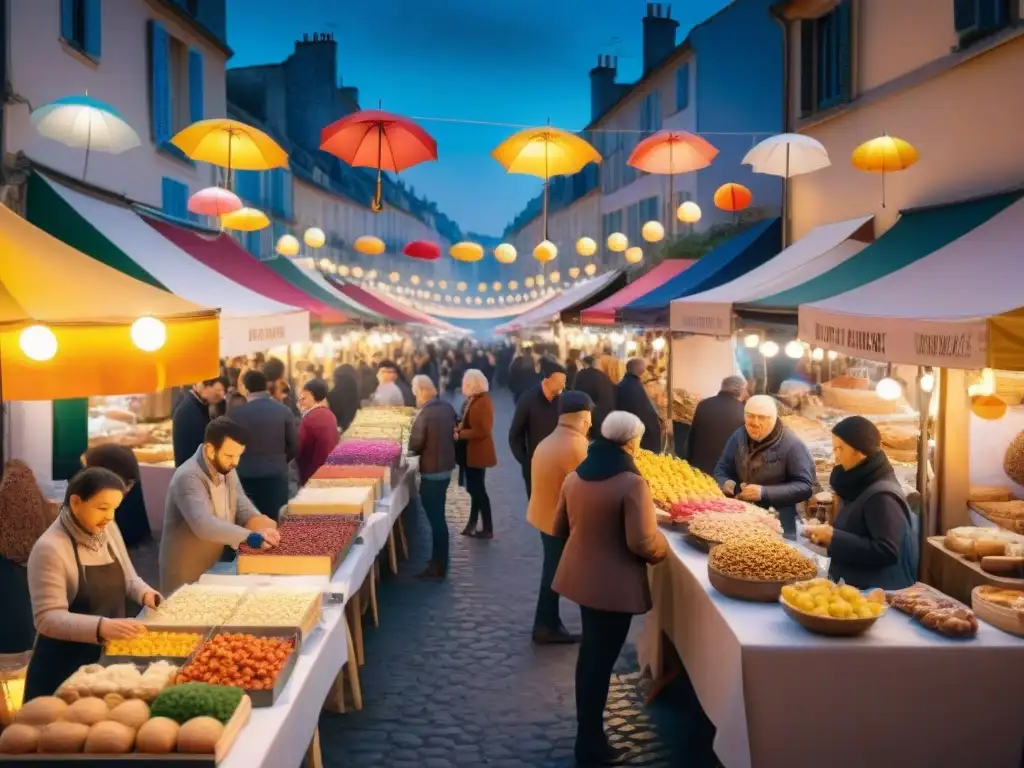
left=220, top=207, right=270, bottom=232
left=851, top=134, right=918, bottom=208
left=171, top=118, right=288, bottom=171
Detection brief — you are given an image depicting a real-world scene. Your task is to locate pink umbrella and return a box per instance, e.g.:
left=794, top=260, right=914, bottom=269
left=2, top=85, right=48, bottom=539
left=188, top=186, right=243, bottom=217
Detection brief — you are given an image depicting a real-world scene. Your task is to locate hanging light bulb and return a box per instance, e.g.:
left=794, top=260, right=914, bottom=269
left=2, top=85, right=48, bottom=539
left=785, top=341, right=804, bottom=359
left=584, top=263, right=597, bottom=276
left=827, top=350, right=838, bottom=361
left=811, top=347, right=825, bottom=361
left=131, top=316, right=166, bottom=352
left=389, top=272, right=400, bottom=282
left=610, top=331, right=625, bottom=345
left=626, top=340, right=638, bottom=353
left=410, top=275, right=420, bottom=285
left=759, top=341, right=779, bottom=358
left=548, top=271, right=560, bottom=283
left=876, top=377, right=902, bottom=401
left=743, top=333, right=760, bottom=349
left=19, top=324, right=58, bottom=361
left=920, top=371, right=935, bottom=393
left=652, top=337, right=667, bottom=352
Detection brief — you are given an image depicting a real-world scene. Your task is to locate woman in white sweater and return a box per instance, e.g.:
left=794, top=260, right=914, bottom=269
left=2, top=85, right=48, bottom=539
left=25, top=467, right=160, bottom=700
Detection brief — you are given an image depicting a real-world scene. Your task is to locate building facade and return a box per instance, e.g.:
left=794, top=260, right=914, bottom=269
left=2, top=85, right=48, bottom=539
left=780, top=0, right=1024, bottom=240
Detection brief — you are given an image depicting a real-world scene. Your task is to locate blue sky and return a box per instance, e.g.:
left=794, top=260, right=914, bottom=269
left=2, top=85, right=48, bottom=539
left=226, top=0, right=729, bottom=237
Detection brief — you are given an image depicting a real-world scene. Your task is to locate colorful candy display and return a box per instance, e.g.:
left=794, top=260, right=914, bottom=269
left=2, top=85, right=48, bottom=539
left=176, top=634, right=295, bottom=691
left=325, top=439, right=403, bottom=467
left=238, top=517, right=360, bottom=557
left=106, top=632, right=203, bottom=658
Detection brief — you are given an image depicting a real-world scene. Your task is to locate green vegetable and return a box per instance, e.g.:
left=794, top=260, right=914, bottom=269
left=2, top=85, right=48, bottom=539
left=150, top=683, right=243, bottom=725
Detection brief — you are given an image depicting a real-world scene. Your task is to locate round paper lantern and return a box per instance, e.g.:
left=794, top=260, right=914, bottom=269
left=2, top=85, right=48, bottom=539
left=454, top=296, right=462, bottom=305
left=354, top=235, right=385, bottom=255
left=403, top=240, right=441, bottom=260
left=972, top=395, right=1008, bottom=421
left=525, top=277, right=535, bottom=288
left=508, top=281, right=519, bottom=290
left=438, top=280, right=448, bottom=289
left=641, top=221, right=665, bottom=243
left=576, top=237, right=597, bottom=257
left=568, top=267, right=580, bottom=279
left=131, top=317, right=166, bottom=352
left=450, top=241, right=484, bottom=262
left=351, top=266, right=364, bottom=278
left=677, top=201, right=702, bottom=224
left=275, top=234, right=300, bottom=257
left=536, top=275, right=545, bottom=286
left=303, top=227, right=326, bottom=249
left=410, top=275, right=420, bottom=286
left=338, top=265, right=350, bottom=276
left=494, top=243, right=517, bottom=264
left=486, top=297, right=495, bottom=305
left=189, top=186, right=242, bottom=217
left=389, top=272, right=399, bottom=282
left=713, top=183, right=753, bottom=212
left=19, top=324, right=57, bottom=361
left=584, top=263, right=597, bottom=276
left=624, top=246, right=643, bottom=264
left=492, top=281, right=502, bottom=291
left=548, top=271, right=560, bottom=283
left=607, top=232, right=628, bottom=252
left=534, top=240, right=557, bottom=263
left=474, top=297, right=482, bottom=305
left=477, top=282, right=487, bottom=293
left=220, top=207, right=269, bottom=232
left=456, top=281, right=468, bottom=291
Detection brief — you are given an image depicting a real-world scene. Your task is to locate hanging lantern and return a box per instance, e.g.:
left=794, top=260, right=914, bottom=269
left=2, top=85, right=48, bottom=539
left=450, top=241, right=484, bottom=262
left=508, top=280, right=519, bottom=290
left=131, top=317, right=166, bottom=352
left=713, top=183, right=753, bottom=212
left=403, top=240, right=441, bottom=260
left=536, top=275, right=545, bottom=286
left=492, top=281, right=502, bottom=291
left=477, top=282, right=487, bottom=293
left=389, top=272, right=400, bottom=282
left=584, top=263, right=597, bottom=276
left=548, top=271, right=560, bottom=283
left=220, top=207, right=269, bottom=232
left=354, top=235, right=385, bottom=255
left=677, top=201, right=702, bottom=224
left=189, top=186, right=242, bottom=217
left=534, top=240, right=557, bottom=263
left=576, top=237, right=597, bottom=257
left=568, top=267, right=580, bottom=279
left=972, top=395, right=1008, bottom=421
left=486, top=297, right=495, bottom=305
left=525, top=277, right=535, bottom=288
left=410, top=275, right=421, bottom=285
left=275, top=234, right=300, bottom=257
left=607, top=232, right=628, bottom=252
left=303, top=227, right=327, bottom=248
left=338, top=265, right=350, bottom=276
left=352, top=266, right=364, bottom=278
left=454, top=296, right=462, bottom=304
left=474, top=297, right=483, bottom=305
left=494, top=243, right=517, bottom=264
left=624, top=246, right=643, bottom=264
left=19, top=324, right=58, bottom=361
left=318, top=257, right=333, bottom=272
left=456, top=281, right=468, bottom=291
left=641, top=221, right=665, bottom=242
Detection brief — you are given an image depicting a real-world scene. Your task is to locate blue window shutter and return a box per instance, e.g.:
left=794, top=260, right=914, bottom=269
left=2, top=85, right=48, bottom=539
left=283, top=170, right=293, bottom=220
left=162, top=177, right=188, bottom=220
left=149, top=21, right=171, bottom=145
left=953, top=0, right=977, bottom=31
left=835, top=0, right=852, bottom=102
left=235, top=170, right=259, bottom=204
left=188, top=48, right=204, bottom=122
left=60, top=0, right=74, bottom=41
left=676, top=64, right=689, bottom=111
left=84, top=0, right=102, bottom=58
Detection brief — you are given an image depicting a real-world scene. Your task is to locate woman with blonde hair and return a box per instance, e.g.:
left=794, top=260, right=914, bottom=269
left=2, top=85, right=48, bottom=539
left=456, top=369, right=497, bottom=538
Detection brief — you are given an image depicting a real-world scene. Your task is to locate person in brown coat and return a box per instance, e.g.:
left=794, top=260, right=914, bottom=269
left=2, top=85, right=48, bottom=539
left=527, top=391, right=593, bottom=644
left=457, top=369, right=498, bottom=539
left=552, top=410, right=668, bottom=765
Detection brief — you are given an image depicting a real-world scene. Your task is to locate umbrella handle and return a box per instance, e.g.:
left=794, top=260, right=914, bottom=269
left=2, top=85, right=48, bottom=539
left=371, top=123, right=385, bottom=213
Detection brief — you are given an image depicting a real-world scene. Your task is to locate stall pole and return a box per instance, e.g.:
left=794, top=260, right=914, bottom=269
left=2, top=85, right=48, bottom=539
left=934, top=368, right=970, bottom=533
left=667, top=333, right=675, bottom=456
left=915, top=367, right=931, bottom=577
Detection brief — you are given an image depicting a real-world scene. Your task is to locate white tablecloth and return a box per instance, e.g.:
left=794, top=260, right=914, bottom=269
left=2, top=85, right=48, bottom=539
left=378, top=463, right=417, bottom=523
left=640, top=529, right=1024, bottom=768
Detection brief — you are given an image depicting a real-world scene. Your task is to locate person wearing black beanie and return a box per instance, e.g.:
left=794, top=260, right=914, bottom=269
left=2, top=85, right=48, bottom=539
left=803, top=416, right=917, bottom=590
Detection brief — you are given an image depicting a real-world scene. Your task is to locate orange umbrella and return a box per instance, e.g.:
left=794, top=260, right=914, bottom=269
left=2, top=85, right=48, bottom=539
left=714, top=183, right=752, bottom=212
left=628, top=130, right=718, bottom=235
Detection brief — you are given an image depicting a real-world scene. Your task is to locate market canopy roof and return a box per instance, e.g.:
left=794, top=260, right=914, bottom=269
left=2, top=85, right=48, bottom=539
left=497, top=271, right=626, bottom=333
left=261, top=257, right=381, bottom=324
left=670, top=216, right=873, bottom=335
left=15, top=177, right=218, bottom=400
left=621, top=217, right=782, bottom=326
left=326, top=277, right=427, bottom=325
left=144, top=216, right=353, bottom=326
left=580, top=260, right=696, bottom=326
left=799, top=192, right=1024, bottom=370
left=39, top=175, right=310, bottom=355
left=559, top=271, right=630, bottom=325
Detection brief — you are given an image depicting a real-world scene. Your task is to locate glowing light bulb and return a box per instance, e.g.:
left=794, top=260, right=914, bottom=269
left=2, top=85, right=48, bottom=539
left=131, top=317, right=166, bottom=352
left=920, top=372, right=935, bottom=393
left=811, top=347, right=824, bottom=361
left=626, top=340, right=638, bottom=353
left=827, top=350, right=838, bottom=361
left=759, top=341, right=779, bottom=358
left=785, top=341, right=804, bottom=359
left=743, top=334, right=760, bottom=349
left=652, top=337, right=667, bottom=352
left=19, top=324, right=57, bottom=361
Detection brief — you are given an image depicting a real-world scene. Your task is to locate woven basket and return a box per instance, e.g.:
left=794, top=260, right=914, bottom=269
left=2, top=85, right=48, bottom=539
left=995, top=371, right=1024, bottom=405
left=821, top=380, right=904, bottom=414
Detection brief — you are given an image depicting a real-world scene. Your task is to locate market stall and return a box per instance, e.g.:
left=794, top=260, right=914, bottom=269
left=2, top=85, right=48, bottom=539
left=495, top=271, right=626, bottom=334
left=580, top=260, right=695, bottom=327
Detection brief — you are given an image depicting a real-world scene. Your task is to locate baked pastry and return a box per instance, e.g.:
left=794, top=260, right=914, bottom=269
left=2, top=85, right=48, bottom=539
left=975, top=586, right=1024, bottom=610
left=887, top=586, right=978, bottom=638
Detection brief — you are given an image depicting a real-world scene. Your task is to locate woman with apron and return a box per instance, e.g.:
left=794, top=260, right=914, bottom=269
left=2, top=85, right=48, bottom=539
left=24, top=467, right=160, bottom=701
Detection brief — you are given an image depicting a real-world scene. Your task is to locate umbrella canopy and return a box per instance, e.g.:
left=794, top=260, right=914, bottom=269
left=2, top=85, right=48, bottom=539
left=851, top=135, right=919, bottom=173
left=171, top=119, right=289, bottom=171
left=491, top=127, right=601, bottom=179
left=742, top=133, right=831, bottom=178
left=404, top=240, right=441, bottom=260
left=188, top=186, right=242, bottom=217
left=627, top=130, right=718, bottom=174
left=320, top=110, right=438, bottom=173
left=30, top=95, right=140, bottom=154
left=714, top=183, right=753, bottom=212
left=220, top=207, right=269, bottom=232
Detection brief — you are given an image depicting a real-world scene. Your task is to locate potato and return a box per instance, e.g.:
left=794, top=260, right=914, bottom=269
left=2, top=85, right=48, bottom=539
left=176, top=716, right=224, bottom=754
left=136, top=717, right=180, bottom=754
left=109, top=699, right=151, bottom=730
left=38, top=721, right=90, bottom=753
left=14, top=696, right=68, bottom=726
left=65, top=696, right=110, bottom=725
left=84, top=720, right=135, bottom=754
left=0, top=724, right=39, bottom=754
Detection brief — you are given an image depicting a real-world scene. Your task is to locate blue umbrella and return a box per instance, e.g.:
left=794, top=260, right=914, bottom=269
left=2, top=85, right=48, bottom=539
left=30, top=94, right=140, bottom=179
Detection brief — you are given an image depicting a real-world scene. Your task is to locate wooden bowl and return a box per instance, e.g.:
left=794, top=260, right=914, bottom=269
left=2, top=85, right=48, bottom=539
left=780, top=598, right=885, bottom=637
left=707, top=564, right=799, bottom=602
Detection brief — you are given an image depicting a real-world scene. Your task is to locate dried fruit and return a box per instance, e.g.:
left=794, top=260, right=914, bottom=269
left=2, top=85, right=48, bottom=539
left=239, top=517, right=359, bottom=557
left=176, top=634, right=295, bottom=691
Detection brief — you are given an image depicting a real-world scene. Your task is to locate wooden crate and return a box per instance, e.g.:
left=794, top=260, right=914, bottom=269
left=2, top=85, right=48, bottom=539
left=287, top=485, right=374, bottom=518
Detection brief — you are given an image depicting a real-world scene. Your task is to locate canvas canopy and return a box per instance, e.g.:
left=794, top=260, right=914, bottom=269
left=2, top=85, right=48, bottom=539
left=580, top=261, right=695, bottom=326
left=497, top=271, right=625, bottom=332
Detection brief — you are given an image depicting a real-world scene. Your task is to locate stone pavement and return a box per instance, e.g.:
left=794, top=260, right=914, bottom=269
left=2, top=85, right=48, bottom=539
left=316, top=389, right=718, bottom=768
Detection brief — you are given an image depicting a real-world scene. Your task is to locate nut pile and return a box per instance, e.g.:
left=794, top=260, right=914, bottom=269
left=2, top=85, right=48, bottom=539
left=146, top=587, right=245, bottom=626
left=688, top=512, right=781, bottom=544
left=229, top=590, right=319, bottom=627
left=177, top=633, right=295, bottom=691
left=106, top=632, right=203, bottom=658
left=709, top=539, right=817, bottom=582
left=239, top=518, right=359, bottom=557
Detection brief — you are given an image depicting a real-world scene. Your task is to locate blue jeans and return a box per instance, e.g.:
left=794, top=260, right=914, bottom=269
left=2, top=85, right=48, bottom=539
left=536, top=532, right=566, bottom=631
left=419, top=476, right=451, bottom=568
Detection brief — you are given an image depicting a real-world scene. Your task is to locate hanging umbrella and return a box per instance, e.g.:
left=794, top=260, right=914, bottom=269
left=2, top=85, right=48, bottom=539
left=188, top=186, right=243, bottom=217
left=320, top=109, right=438, bottom=213
left=852, top=134, right=918, bottom=208
left=30, top=94, right=140, bottom=180
left=403, top=240, right=441, bottom=260
left=171, top=118, right=288, bottom=174
left=628, top=130, right=718, bottom=236
left=220, top=207, right=269, bottom=232
left=492, top=126, right=601, bottom=241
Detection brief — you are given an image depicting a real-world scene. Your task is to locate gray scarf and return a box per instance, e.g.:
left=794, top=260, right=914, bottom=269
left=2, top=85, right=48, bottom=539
left=59, top=504, right=107, bottom=553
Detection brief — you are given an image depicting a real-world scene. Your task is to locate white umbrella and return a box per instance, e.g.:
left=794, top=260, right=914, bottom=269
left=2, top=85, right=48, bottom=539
left=742, top=133, right=830, bottom=179
left=30, top=93, right=140, bottom=179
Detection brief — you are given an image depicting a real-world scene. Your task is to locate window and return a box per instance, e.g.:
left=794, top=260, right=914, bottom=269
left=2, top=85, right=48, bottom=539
left=149, top=21, right=204, bottom=158
left=639, top=196, right=659, bottom=224
left=61, top=0, right=101, bottom=58
left=954, top=0, right=1013, bottom=44
left=640, top=92, right=662, bottom=133
left=675, top=63, right=690, bottom=112
left=799, top=0, right=852, bottom=117
left=626, top=203, right=641, bottom=245
left=161, top=177, right=189, bottom=220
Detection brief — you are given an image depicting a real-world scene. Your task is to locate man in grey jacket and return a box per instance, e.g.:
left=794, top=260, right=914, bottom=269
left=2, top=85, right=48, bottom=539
left=230, top=370, right=298, bottom=521
left=159, top=417, right=281, bottom=594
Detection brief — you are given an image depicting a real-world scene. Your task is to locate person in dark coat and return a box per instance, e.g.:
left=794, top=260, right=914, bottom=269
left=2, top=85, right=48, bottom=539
left=327, top=364, right=361, bottom=431
left=803, top=417, right=917, bottom=589
left=565, top=349, right=580, bottom=389
left=616, top=359, right=663, bottom=453
left=263, top=357, right=300, bottom=417
left=508, top=359, right=567, bottom=497
left=509, top=349, right=541, bottom=403
left=684, top=375, right=748, bottom=475
left=714, top=395, right=815, bottom=538
left=171, top=378, right=225, bottom=467
left=572, top=357, right=615, bottom=439
left=84, top=444, right=150, bottom=548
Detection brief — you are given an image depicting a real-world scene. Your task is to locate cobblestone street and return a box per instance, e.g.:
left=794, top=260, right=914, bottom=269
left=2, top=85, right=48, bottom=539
left=317, top=389, right=716, bottom=768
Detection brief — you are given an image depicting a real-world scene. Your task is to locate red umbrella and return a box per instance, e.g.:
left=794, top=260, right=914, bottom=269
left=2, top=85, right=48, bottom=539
left=320, top=109, right=437, bottom=212
left=403, top=240, right=441, bottom=260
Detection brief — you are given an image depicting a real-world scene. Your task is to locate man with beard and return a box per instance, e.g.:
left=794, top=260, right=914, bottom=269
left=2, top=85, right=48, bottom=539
left=159, top=418, right=281, bottom=594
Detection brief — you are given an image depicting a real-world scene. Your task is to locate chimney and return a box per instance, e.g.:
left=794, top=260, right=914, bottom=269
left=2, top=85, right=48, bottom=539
left=589, top=55, right=619, bottom=122
left=642, top=3, right=679, bottom=74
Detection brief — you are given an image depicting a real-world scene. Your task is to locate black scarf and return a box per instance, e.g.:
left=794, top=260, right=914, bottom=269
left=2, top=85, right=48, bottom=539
left=575, top=438, right=640, bottom=482
left=829, top=450, right=896, bottom=502
left=746, top=419, right=784, bottom=458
